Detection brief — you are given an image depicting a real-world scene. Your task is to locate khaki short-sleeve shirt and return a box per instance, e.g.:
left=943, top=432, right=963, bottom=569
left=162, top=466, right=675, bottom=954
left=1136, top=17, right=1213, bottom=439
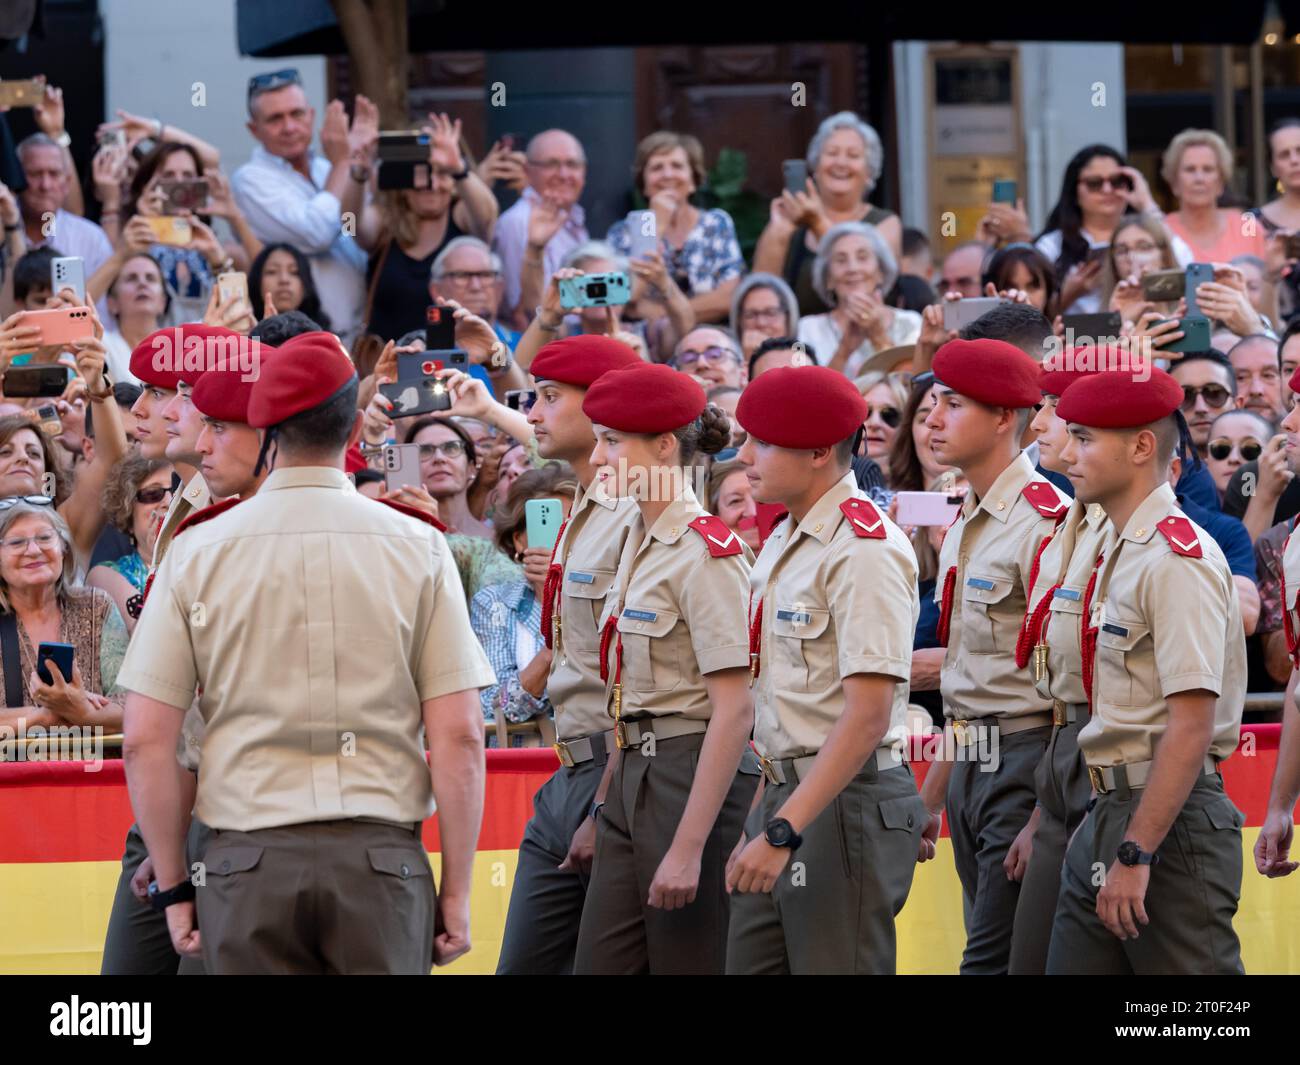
left=599, top=488, right=752, bottom=721
left=1030, top=500, right=1114, bottom=707
left=117, top=466, right=496, bottom=832
left=937, top=451, right=1070, bottom=719
left=545, top=479, right=641, bottom=740
left=1077, top=483, right=1246, bottom=768
left=151, top=471, right=210, bottom=569
left=750, top=473, right=918, bottom=761
left=1280, top=521, right=1300, bottom=657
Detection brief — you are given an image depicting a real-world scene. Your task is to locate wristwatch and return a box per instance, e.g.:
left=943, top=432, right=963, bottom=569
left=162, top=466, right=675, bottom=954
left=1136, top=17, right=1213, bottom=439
left=764, top=817, right=802, bottom=850
left=449, top=163, right=470, bottom=182
left=54, top=130, right=71, bottom=149
left=1116, top=840, right=1160, bottom=867
left=147, top=877, right=197, bottom=912
left=534, top=306, right=561, bottom=333
left=588, top=800, right=605, bottom=822
left=349, top=162, right=370, bottom=184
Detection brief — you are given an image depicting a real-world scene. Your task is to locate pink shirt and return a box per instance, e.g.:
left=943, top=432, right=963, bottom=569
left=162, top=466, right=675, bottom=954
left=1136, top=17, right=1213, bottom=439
left=1164, top=210, right=1267, bottom=263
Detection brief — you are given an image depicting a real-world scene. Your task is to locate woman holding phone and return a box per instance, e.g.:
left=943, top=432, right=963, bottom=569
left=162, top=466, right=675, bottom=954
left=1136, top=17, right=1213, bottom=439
left=572, top=362, right=757, bottom=975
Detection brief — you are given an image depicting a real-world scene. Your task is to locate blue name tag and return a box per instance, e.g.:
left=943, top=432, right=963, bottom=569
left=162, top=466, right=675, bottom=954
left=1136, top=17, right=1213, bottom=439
left=568, top=571, right=595, bottom=584
left=966, top=577, right=996, bottom=591
left=1053, top=588, right=1082, bottom=601
left=1101, top=622, right=1129, bottom=637
left=623, top=608, right=658, bottom=622
left=776, top=609, right=812, bottom=624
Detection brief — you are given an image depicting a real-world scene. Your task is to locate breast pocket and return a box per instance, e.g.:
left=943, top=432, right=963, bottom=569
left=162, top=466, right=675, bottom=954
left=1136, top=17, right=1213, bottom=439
left=616, top=607, right=681, bottom=693
left=770, top=607, right=831, bottom=692
left=1096, top=617, right=1150, bottom=707
left=961, top=574, right=1015, bottom=655
left=562, top=567, right=616, bottom=652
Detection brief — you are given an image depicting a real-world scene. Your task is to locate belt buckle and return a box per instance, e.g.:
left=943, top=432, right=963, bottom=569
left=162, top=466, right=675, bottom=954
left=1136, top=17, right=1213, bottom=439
left=553, top=741, right=575, bottom=768
left=1087, top=765, right=1104, bottom=793
left=952, top=719, right=973, bottom=747
left=1052, top=700, right=1066, bottom=728
left=614, top=720, right=630, bottom=750
left=757, top=753, right=779, bottom=786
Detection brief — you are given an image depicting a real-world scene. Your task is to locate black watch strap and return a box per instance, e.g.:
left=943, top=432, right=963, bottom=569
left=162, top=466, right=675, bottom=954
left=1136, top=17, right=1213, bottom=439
left=148, top=877, right=196, bottom=912
left=764, top=817, right=803, bottom=850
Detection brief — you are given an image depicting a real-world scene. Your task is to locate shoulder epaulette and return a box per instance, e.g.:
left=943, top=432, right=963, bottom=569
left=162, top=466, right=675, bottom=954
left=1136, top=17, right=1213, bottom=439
left=838, top=497, right=886, bottom=539
left=686, top=514, right=743, bottom=557
left=1021, top=480, right=1069, bottom=521
left=1154, top=515, right=1203, bottom=558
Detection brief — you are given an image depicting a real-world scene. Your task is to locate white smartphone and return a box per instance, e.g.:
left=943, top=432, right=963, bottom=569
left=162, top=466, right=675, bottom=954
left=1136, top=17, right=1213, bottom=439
left=382, top=443, right=423, bottom=493
left=50, top=257, right=86, bottom=304
left=894, top=491, right=962, bottom=527
left=626, top=210, right=658, bottom=260
left=943, top=296, right=1005, bottom=332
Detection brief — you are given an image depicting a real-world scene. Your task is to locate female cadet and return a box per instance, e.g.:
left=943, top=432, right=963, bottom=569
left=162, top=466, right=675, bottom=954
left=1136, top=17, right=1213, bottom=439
left=572, top=362, right=758, bottom=975
left=1007, top=359, right=1113, bottom=974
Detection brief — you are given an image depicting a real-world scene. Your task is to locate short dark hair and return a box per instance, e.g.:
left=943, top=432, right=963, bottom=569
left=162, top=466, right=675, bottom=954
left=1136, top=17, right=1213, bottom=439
left=1168, top=351, right=1236, bottom=395
left=959, top=302, right=1053, bottom=359
left=353, top=468, right=384, bottom=488
left=748, top=335, right=817, bottom=379
left=832, top=429, right=862, bottom=467
left=274, top=379, right=360, bottom=456
left=249, top=310, right=323, bottom=346
left=902, top=227, right=930, bottom=258
left=13, top=247, right=60, bottom=302
left=1278, top=317, right=1300, bottom=364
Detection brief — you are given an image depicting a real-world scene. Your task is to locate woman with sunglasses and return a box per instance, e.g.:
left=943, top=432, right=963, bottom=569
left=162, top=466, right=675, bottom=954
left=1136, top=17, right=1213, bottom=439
left=87, top=455, right=174, bottom=634
left=853, top=370, right=909, bottom=468
left=1163, top=129, right=1268, bottom=265
left=1035, top=145, right=1167, bottom=315
left=1205, top=409, right=1274, bottom=501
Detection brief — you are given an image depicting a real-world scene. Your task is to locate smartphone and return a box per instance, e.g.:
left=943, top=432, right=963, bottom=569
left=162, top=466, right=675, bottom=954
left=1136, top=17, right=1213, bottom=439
left=1061, top=312, right=1122, bottom=340
left=35, top=642, right=75, bottom=687
left=782, top=159, right=808, bottom=195
left=425, top=305, right=456, bottom=351
left=1184, top=262, right=1216, bottom=318
left=377, top=131, right=432, bottom=190
left=1085, top=244, right=1110, bottom=265
left=1154, top=316, right=1212, bottom=354
left=505, top=388, right=537, bottom=413
left=894, top=491, right=962, bottom=527
left=159, top=178, right=210, bottom=213
left=378, top=351, right=467, bottom=417
left=382, top=443, right=423, bottom=492
left=15, top=307, right=95, bottom=348
left=50, top=257, right=86, bottom=304
left=525, top=498, right=564, bottom=551
left=992, top=179, right=1017, bottom=205
left=0, top=79, right=44, bottom=109
left=142, top=215, right=193, bottom=246
left=36, top=403, right=61, bottom=437
left=3, top=366, right=73, bottom=398
left=217, top=270, right=249, bottom=307
left=943, top=296, right=1005, bottom=332
left=626, top=210, right=658, bottom=260
left=1141, top=268, right=1184, bottom=302
left=97, top=128, right=126, bottom=152
left=559, top=272, right=631, bottom=309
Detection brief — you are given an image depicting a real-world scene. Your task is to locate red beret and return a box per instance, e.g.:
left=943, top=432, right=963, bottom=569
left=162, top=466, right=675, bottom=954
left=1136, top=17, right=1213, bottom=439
left=1290, top=364, right=1300, bottom=395
left=247, top=331, right=357, bottom=430
left=530, top=334, right=642, bottom=388
left=582, top=363, right=705, bottom=433
left=932, top=338, right=1041, bottom=409
left=1055, top=368, right=1183, bottom=428
left=129, top=324, right=246, bottom=390
left=192, top=357, right=272, bottom=425
left=736, top=366, right=867, bottom=448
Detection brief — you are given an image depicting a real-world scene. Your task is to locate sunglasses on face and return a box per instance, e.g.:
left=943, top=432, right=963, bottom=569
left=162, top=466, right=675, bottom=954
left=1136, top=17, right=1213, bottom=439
left=1208, top=437, right=1263, bottom=462
left=1079, top=174, right=1133, bottom=193
left=135, top=485, right=173, bottom=505
left=1181, top=384, right=1232, bottom=411
left=865, top=404, right=901, bottom=428
left=247, top=68, right=302, bottom=102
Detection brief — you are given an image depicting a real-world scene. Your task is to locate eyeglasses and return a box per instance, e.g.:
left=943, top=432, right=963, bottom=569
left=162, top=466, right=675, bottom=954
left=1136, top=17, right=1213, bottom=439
left=1, top=531, right=57, bottom=553
left=418, top=440, right=467, bottom=460
left=1181, top=384, right=1232, bottom=411
left=0, top=495, right=54, bottom=511
left=675, top=346, right=738, bottom=369
left=247, top=68, right=302, bottom=102
left=135, top=485, right=173, bottom=505
left=865, top=404, right=901, bottom=428
left=528, top=159, right=585, bottom=173
left=1079, top=174, right=1134, bottom=193
left=1208, top=437, right=1263, bottom=462
left=1113, top=241, right=1159, bottom=257
left=437, top=270, right=500, bottom=286
left=740, top=307, right=786, bottom=325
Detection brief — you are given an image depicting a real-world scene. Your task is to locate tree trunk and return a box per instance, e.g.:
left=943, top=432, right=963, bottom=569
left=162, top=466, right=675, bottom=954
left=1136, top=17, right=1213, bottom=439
left=330, top=0, right=410, bottom=126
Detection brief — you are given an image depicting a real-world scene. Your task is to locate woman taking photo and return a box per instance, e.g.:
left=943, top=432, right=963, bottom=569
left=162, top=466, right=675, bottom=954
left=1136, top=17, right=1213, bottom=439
left=573, top=362, right=756, bottom=975
left=402, top=415, right=492, bottom=540
left=753, top=112, right=902, bottom=315
left=1098, top=214, right=1181, bottom=322
left=87, top=455, right=173, bottom=633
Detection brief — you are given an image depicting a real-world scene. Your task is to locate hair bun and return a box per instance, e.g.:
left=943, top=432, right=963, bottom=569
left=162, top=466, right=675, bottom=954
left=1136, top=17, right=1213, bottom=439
left=696, top=404, right=733, bottom=456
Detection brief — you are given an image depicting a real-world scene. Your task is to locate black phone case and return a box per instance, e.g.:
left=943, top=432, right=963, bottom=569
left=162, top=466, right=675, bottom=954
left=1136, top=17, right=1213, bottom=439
left=36, top=643, right=75, bottom=686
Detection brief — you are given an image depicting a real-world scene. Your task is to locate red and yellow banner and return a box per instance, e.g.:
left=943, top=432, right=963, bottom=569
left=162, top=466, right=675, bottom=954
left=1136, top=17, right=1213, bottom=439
left=0, top=728, right=1295, bottom=974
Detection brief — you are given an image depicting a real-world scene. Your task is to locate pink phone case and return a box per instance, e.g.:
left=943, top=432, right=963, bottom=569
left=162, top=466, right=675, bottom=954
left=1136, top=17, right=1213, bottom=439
left=18, top=307, right=95, bottom=348
left=894, top=491, right=961, bottom=527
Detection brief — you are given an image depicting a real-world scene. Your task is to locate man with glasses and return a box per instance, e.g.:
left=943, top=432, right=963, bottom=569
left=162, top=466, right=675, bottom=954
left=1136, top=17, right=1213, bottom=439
left=672, top=326, right=746, bottom=389
left=494, top=129, right=590, bottom=327
left=232, top=69, right=377, bottom=344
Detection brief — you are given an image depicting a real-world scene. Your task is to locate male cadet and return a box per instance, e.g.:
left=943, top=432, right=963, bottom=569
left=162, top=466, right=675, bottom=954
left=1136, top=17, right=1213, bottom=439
left=99, top=323, right=241, bottom=976
left=192, top=360, right=274, bottom=502
left=496, top=333, right=642, bottom=975
left=724, top=366, right=928, bottom=974
left=1046, top=369, right=1246, bottom=974
left=120, top=332, right=496, bottom=974
left=917, top=337, right=1071, bottom=975
left=1257, top=366, right=1300, bottom=880
left=1007, top=360, right=1113, bottom=975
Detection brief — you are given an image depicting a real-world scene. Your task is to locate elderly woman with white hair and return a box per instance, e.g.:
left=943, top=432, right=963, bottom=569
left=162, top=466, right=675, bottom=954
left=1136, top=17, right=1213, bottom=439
left=753, top=111, right=902, bottom=315
left=729, top=272, right=799, bottom=357
left=0, top=500, right=128, bottom=732
left=795, top=221, right=920, bottom=379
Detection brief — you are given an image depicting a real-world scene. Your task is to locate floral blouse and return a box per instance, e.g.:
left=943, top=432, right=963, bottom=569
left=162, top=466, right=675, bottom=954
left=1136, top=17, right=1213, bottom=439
left=0, top=588, right=129, bottom=707
left=606, top=207, right=744, bottom=297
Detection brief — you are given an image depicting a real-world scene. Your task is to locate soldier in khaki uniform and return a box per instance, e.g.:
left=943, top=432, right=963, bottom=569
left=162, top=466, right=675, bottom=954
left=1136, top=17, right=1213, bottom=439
left=917, top=338, right=1071, bottom=975
left=724, top=366, right=928, bottom=974
left=496, top=335, right=642, bottom=974
left=1007, top=363, right=1114, bottom=975
left=572, top=363, right=758, bottom=975
left=120, top=331, right=496, bottom=974
left=1047, top=369, right=1246, bottom=974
